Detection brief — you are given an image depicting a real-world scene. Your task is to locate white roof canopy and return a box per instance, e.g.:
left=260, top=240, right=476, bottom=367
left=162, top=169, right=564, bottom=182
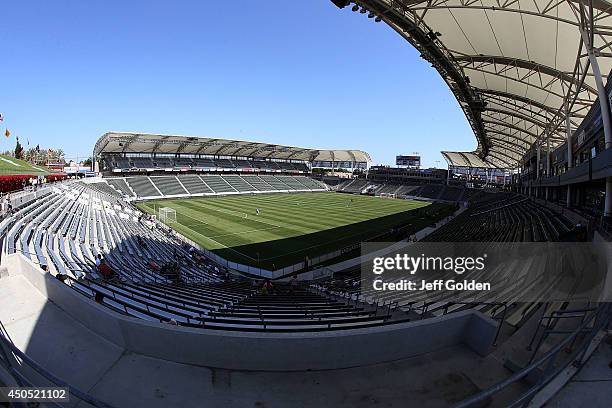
left=334, top=0, right=612, bottom=168
left=94, top=132, right=372, bottom=163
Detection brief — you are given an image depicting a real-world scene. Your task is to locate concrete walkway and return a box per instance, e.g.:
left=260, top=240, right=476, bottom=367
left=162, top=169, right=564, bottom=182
left=0, top=272, right=525, bottom=408
left=547, top=332, right=612, bottom=407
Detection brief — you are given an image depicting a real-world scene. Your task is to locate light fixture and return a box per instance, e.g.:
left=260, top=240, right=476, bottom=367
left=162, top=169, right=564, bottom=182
left=360, top=7, right=367, bottom=14
left=368, top=12, right=375, bottom=18
left=375, top=16, right=382, bottom=22
left=352, top=4, right=359, bottom=11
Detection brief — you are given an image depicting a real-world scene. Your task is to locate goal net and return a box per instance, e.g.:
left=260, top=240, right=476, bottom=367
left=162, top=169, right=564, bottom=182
left=379, top=193, right=396, bottom=199
left=159, top=207, right=177, bottom=223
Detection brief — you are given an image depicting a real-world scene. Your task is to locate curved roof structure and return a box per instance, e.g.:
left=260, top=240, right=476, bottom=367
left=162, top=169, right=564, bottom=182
left=93, top=132, right=372, bottom=163
left=332, top=0, right=612, bottom=168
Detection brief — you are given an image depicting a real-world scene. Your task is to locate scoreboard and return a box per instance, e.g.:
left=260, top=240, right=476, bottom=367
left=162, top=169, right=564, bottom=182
left=396, top=155, right=421, bottom=168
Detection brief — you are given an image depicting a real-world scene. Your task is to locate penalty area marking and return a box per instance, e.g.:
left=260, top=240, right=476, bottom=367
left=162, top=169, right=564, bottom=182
left=159, top=207, right=259, bottom=262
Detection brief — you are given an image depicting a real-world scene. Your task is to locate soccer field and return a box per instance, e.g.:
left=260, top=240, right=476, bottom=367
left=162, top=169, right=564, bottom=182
left=137, top=192, right=452, bottom=270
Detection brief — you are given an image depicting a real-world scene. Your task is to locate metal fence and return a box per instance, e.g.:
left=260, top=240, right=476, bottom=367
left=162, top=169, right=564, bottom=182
left=454, top=302, right=612, bottom=408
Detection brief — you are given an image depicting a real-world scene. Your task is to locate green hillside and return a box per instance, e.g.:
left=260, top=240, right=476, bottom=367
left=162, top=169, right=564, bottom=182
left=0, top=155, right=50, bottom=175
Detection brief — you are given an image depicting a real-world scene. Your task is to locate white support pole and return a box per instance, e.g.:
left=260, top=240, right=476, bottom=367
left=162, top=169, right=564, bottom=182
left=566, top=100, right=573, bottom=208
left=536, top=143, right=541, bottom=179
left=546, top=136, right=551, bottom=176
left=581, top=23, right=612, bottom=218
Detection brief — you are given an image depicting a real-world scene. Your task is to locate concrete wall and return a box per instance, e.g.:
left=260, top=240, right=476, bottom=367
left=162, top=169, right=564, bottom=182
left=3, top=254, right=497, bottom=371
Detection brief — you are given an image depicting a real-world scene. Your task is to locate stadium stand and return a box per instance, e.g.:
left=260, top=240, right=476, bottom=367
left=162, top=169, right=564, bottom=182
left=0, top=176, right=584, bottom=335
left=106, top=153, right=319, bottom=174
left=125, top=176, right=160, bottom=197
left=0, top=181, right=408, bottom=330
left=106, top=178, right=134, bottom=197
left=105, top=174, right=328, bottom=199
left=179, top=175, right=214, bottom=195
left=151, top=176, right=188, bottom=196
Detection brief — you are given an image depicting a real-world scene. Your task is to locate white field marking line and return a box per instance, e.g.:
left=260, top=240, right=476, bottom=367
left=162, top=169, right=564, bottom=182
left=186, top=197, right=427, bottom=243
left=184, top=223, right=283, bottom=238
left=168, top=209, right=259, bottom=262
left=256, top=212, right=418, bottom=262
left=253, top=201, right=433, bottom=262
left=0, top=157, right=21, bottom=167
left=186, top=199, right=287, bottom=228
left=251, top=197, right=424, bottom=215
left=256, top=225, right=374, bottom=262
left=168, top=197, right=429, bottom=263
left=173, top=202, right=329, bottom=263
left=223, top=198, right=418, bottom=220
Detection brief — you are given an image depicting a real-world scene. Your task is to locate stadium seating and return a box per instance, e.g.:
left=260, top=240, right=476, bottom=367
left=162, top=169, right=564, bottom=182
left=335, top=179, right=478, bottom=203
left=106, top=175, right=327, bottom=199
left=311, top=194, right=578, bottom=330
left=338, top=179, right=368, bottom=193
left=193, top=158, right=216, bottom=168
left=106, top=178, right=134, bottom=197
left=151, top=176, right=187, bottom=196
left=0, top=178, right=585, bottom=337
left=221, top=175, right=256, bottom=192
left=259, top=175, right=291, bottom=190
left=423, top=194, right=573, bottom=242
left=437, top=186, right=465, bottom=201
left=202, top=175, right=238, bottom=193
left=126, top=177, right=160, bottom=197
left=242, top=175, right=275, bottom=191
left=418, top=184, right=443, bottom=199
left=0, top=181, right=401, bottom=331
left=106, top=155, right=311, bottom=174
left=179, top=175, right=214, bottom=195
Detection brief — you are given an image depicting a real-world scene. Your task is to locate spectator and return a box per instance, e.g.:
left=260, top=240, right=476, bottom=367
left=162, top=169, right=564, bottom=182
left=94, top=291, right=104, bottom=304
left=262, top=279, right=274, bottom=295
left=97, top=257, right=115, bottom=280
left=55, top=273, right=68, bottom=283
left=289, top=275, right=299, bottom=294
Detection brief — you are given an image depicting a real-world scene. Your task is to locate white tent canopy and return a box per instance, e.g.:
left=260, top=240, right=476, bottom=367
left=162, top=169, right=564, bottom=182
left=334, top=1, right=612, bottom=168
left=94, top=132, right=372, bottom=164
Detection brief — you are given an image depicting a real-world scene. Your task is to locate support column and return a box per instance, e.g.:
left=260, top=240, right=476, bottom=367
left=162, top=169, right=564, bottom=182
left=566, top=101, right=573, bottom=208
left=582, top=25, right=612, bottom=219
left=546, top=137, right=551, bottom=177
left=536, top=143, right=541, bottom=179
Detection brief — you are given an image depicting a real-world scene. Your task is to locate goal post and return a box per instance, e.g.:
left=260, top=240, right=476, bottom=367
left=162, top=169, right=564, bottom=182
left=159, top=207, right=177, bottom=223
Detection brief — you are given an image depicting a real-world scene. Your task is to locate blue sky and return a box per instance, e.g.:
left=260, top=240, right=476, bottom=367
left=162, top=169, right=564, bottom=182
left=0, top=0, right=475, bottom=167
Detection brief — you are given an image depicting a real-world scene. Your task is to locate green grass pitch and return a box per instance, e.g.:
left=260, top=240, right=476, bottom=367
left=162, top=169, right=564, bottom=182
left=137, top=192, right=451, bottom=270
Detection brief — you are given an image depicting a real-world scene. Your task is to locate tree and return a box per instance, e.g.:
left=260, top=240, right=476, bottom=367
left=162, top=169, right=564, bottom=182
left=14, top=138, right=24, bottom=159
left=82, top=157, right=92, bottom=167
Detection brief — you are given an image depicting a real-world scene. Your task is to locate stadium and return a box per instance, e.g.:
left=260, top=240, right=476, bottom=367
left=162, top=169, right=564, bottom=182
left=0, top=1, right=611, bottom=408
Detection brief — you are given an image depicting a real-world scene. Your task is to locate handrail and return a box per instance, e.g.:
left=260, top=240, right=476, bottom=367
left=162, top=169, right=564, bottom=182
left=441, top=301, right=508, bottom=346
left=0, top=319, right=117, bottom=408
left=454, top=303, right=611, bottom=408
